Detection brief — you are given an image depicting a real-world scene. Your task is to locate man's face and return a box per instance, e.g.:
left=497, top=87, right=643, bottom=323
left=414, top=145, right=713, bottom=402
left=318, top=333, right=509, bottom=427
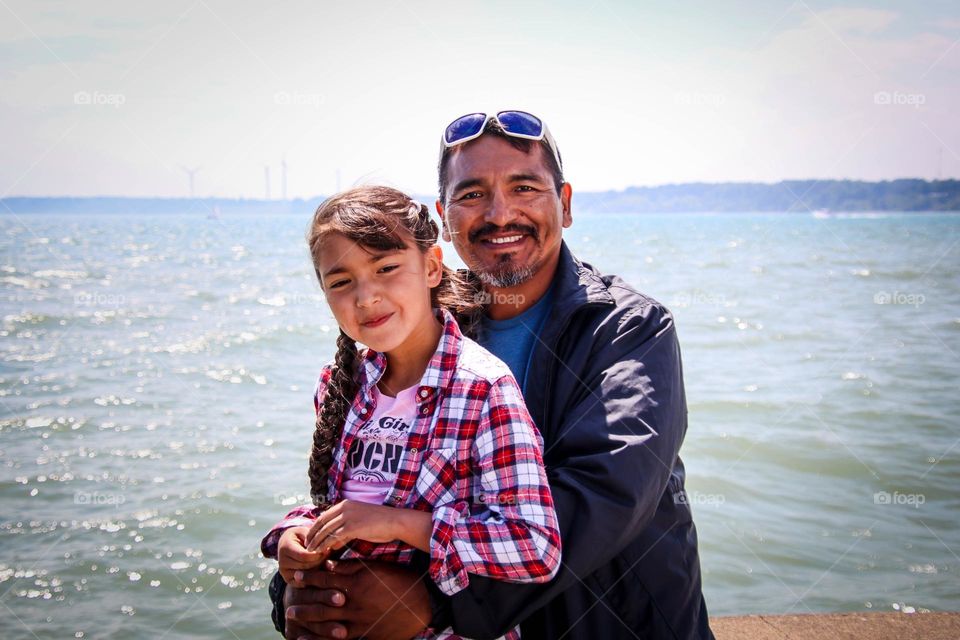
left=436, top=135, right=572, bottom=288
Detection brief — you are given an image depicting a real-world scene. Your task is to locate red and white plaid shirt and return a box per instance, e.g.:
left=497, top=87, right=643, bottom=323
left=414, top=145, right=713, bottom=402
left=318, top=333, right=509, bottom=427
left=261, top=309, right=560, bottom=639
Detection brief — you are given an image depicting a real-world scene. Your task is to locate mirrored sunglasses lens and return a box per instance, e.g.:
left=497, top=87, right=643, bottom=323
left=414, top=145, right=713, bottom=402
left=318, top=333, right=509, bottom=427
left=444, top=113, right=487, bottom=144
left=496, top=111, right=543, bottom=137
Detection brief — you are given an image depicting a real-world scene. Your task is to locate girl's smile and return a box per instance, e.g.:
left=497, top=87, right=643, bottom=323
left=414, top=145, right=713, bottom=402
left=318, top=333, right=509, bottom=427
left=360, top=312, right=394, bottom=328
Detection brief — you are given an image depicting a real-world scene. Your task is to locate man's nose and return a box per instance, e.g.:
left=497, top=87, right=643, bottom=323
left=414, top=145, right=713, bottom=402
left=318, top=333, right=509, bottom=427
left=484, top=188, right=515, bottom=227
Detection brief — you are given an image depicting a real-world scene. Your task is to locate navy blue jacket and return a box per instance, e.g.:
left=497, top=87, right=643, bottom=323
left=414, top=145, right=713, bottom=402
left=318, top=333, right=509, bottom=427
left=442, top=242, right=713, bottom=639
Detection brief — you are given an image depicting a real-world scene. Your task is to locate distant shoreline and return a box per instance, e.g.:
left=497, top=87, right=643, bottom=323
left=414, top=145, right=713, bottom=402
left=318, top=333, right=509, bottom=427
left=3, top=179, right=959, bottom=214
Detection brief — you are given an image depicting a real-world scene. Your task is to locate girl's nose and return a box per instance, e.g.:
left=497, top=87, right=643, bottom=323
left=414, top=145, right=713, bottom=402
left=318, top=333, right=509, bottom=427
left=354, top=281, right=381, bottom=308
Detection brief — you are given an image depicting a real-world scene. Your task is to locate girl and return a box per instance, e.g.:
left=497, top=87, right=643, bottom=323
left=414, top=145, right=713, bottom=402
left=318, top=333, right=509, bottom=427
left=260, top=186, right=560, bottom=639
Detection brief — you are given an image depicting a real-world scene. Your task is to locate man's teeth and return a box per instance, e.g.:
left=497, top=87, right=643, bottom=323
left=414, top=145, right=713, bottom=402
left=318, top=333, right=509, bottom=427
left=488, top=235, right=523, bottom=245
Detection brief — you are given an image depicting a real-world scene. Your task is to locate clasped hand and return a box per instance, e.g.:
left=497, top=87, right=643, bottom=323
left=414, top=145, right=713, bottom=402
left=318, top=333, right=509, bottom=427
left=277, top=500, right=401, bottom=583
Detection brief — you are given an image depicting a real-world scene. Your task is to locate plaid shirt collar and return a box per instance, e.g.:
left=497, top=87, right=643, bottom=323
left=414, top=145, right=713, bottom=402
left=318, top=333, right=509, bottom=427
left=357, top=307, right=462, bottom=401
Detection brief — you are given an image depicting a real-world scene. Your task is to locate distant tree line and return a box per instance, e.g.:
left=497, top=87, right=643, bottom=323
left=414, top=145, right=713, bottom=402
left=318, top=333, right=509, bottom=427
left=3, top=179, right=959, bottom=214
left=573, top=179, right=960, bottom=213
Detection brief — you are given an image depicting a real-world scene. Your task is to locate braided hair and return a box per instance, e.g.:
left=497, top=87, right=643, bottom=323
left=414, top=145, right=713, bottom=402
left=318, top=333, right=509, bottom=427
left=305, top=186, right=484, bottom=507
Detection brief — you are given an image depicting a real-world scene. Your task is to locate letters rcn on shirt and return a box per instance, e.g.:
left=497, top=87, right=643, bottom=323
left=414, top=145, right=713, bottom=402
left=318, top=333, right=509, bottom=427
left=340, top=384, right=417, bottom=505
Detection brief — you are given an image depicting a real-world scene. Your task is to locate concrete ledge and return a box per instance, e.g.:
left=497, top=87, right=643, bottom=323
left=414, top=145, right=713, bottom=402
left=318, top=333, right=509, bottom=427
left=711, top=611, right=960, bottom=639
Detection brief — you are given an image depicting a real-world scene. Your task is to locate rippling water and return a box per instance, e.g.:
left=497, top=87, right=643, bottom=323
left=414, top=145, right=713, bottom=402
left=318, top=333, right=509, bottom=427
left=1, top=211, right=958, bottom=638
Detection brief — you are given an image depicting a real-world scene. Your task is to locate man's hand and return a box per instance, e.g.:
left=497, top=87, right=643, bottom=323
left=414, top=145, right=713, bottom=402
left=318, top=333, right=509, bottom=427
left=284, top=560, right=431, bottom=640
left=278, top=526, right=325, bottom=584
left=283, top=567, right=348, bottom=640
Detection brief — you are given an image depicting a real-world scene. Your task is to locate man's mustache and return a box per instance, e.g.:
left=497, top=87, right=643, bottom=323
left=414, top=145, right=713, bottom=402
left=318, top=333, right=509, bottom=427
left=468, top=223, right=539, bottom=244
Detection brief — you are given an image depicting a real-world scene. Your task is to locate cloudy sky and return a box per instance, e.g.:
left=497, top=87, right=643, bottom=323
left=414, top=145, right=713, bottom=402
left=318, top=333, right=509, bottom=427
left=1, top=0, right=958, bottom=199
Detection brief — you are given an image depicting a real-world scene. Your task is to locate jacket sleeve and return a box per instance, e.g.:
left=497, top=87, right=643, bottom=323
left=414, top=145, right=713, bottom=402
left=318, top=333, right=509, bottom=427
left=428, top=375, right=561, bottom=595
left=446, top=300, right=689, bottom=638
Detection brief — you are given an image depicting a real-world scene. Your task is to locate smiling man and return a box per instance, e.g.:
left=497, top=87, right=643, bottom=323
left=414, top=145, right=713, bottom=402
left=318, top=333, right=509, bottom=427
left=266, top=111, right=714, bottom=639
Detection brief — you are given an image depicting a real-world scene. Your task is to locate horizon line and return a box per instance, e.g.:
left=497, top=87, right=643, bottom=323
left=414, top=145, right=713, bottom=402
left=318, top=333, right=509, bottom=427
left=3, top=176, right=958, bottom=201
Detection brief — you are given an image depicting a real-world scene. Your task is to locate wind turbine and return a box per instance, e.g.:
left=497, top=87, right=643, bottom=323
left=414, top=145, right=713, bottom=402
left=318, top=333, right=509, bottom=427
left=180, top=166, right=200, bottom=198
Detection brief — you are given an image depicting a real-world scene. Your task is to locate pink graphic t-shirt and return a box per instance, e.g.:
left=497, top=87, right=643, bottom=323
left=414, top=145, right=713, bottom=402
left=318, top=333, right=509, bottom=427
left=340, top=384, right=416, bottom=504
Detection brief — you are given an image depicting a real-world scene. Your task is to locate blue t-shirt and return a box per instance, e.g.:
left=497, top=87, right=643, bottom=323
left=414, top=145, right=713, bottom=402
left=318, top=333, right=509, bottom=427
left=477, top=285, right=555, bottom=393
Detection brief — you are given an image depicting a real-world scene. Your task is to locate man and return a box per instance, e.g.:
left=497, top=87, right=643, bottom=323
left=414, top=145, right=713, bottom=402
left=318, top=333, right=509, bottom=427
left=267, top=111, right=714, bottom=639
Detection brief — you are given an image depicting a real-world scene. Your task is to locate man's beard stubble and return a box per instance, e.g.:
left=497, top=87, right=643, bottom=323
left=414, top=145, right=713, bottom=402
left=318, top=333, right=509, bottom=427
left=475, top=258, right=536, bottom=288
left=468, top=222, right=539, bottom=288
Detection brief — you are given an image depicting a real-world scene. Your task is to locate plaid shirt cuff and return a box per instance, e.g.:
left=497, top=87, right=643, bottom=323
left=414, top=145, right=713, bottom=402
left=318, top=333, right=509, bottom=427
left=428, top=501, right=472, bottom=595
left=260, top=508, right=320, bottom=559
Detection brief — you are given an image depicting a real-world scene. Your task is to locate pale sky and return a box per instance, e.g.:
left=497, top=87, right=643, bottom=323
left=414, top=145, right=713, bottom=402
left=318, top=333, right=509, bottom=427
left=1, top=0, right=959, bottom=199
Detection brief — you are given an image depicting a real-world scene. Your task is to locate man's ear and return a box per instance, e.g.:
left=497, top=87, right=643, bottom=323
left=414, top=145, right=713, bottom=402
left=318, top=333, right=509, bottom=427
left=435, top=199, right=452, bottom=242
left=425, top=244, right=444, bottom=288
left=561, top=182, right=573, bottom=228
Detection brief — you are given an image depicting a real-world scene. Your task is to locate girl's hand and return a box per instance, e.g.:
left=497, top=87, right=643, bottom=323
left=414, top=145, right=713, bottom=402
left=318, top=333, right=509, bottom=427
left=305, top=500, right=400, bottom=556
left=277, top=526, right=325, bottom=583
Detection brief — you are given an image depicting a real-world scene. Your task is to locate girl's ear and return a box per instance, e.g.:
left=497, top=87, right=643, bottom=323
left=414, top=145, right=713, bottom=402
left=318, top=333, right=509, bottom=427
left=425, top=245, right=444, bottom=288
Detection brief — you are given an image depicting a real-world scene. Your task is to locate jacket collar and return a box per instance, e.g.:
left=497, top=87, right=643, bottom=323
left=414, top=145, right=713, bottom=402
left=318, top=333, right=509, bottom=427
left=548, top=240, right=615, bottom=316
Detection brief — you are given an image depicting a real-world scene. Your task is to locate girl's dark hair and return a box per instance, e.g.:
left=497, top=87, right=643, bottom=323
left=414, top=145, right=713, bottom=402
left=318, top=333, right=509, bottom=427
left=305, top=185, right=484, bottom=506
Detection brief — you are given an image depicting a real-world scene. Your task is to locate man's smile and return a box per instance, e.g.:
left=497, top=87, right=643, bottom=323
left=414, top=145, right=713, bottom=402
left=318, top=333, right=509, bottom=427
left=482, top=233, right=529, bottom=250
left=470, top=223, right=539, bottom=252
left=488, top=234, right=524, bottom=245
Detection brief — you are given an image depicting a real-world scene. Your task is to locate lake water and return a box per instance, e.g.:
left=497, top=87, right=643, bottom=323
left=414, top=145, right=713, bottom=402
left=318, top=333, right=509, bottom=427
left=1, top=211, right=958, bottom=638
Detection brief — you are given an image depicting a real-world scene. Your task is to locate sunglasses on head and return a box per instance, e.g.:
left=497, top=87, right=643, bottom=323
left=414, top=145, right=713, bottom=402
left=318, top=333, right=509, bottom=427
left=441, top=110, right=562, bottom=170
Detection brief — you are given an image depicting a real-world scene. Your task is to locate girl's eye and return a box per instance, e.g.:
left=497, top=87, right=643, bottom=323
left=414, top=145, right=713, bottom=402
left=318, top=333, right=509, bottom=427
left=327, top=279, right=349, bottom=289
left=379, top=265, right=399, bottom=274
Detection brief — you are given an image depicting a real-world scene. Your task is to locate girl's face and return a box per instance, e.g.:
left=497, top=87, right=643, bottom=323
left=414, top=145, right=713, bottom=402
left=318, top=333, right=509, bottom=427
left=317, top=231, right=444, bottom=354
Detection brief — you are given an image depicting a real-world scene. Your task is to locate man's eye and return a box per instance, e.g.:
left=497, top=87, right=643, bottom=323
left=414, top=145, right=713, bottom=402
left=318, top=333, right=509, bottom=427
left=516, top=185, right=535, bottom=192
left=459, top=191, right=482, bottom=200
